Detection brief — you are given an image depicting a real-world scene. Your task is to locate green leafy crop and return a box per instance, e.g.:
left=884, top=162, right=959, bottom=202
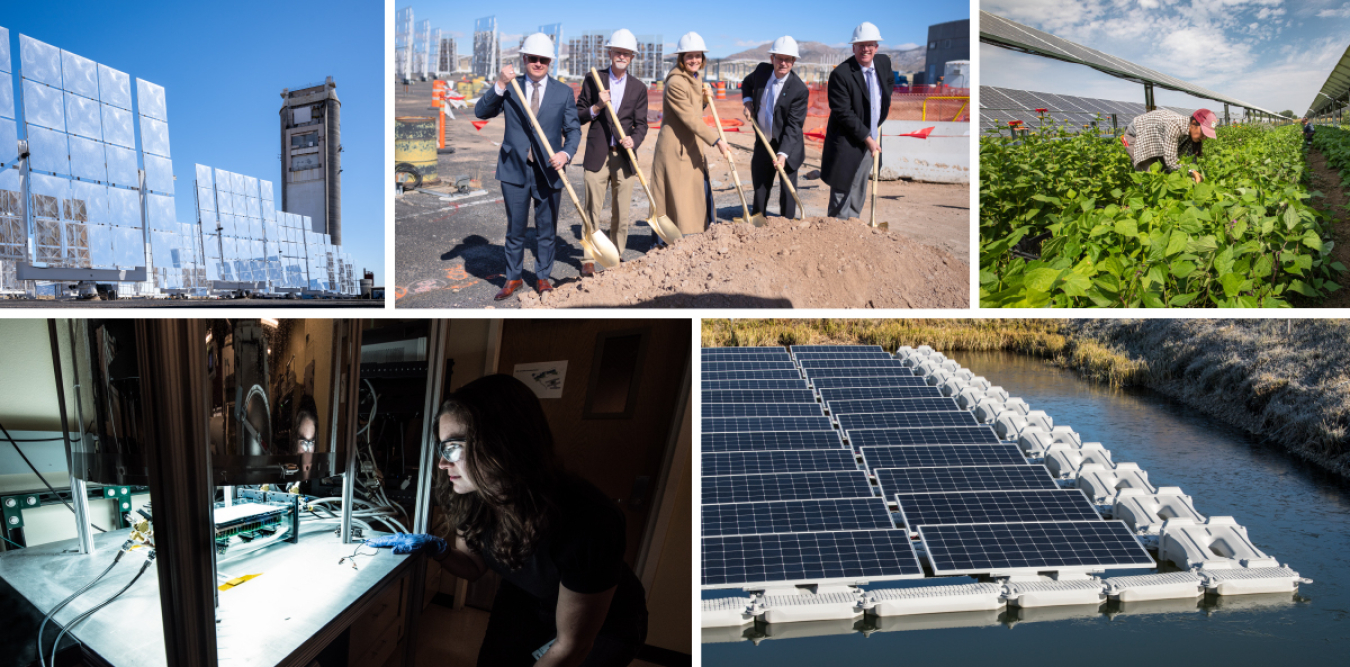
left=980, top=117, right=1339, bottom=308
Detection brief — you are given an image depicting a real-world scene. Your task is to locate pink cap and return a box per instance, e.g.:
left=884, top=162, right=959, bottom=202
left=1193, top=109, right=1217, bottom=139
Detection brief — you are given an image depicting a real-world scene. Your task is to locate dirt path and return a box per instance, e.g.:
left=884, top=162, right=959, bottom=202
left=516, top=216, right=969, bottom=309
left=1307, top=146, right=1350, bottom=308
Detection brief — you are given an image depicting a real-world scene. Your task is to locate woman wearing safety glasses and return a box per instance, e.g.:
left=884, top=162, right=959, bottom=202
left=366, top=375, right=648, bottom=667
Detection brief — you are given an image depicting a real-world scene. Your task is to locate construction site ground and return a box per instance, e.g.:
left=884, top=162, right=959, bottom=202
left=0, top=298, right=376, bottom=308
left=394, top=80, right=969, bottom=308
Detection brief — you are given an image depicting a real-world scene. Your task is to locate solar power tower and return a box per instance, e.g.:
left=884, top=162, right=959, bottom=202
left=280, top=77, right=341, bottom=245
left=5, top=28, right=160, bottom=297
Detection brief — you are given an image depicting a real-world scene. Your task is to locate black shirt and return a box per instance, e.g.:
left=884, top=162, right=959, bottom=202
left=479, top=476, right=647, bottom=635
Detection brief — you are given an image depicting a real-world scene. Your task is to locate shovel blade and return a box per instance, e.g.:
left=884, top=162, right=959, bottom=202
left=648, top=215, right=682, bottom=246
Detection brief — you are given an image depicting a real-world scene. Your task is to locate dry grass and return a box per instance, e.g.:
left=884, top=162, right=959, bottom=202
left=1068, top=319, right=1350, bottom=473
left=702, top=319, right=1148, bottom=388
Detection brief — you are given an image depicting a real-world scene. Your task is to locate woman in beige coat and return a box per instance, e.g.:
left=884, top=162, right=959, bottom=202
left=651, top=32, right=734, bottom=235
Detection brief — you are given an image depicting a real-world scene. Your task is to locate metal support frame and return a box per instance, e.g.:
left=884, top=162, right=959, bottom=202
left=337, top=320, right=365, bottom=544
left=47, top=320, right=97, bottom=555
left=412, top=320, right=450, bottom=535
left=137, top=319, right=219, bottom=667
left=1144, top=83, right=1155, bottom=112
left=1224, top=103, right=1230, bottom=127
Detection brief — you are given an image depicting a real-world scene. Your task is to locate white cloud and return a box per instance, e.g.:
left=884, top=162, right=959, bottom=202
left=1317, top=2, right=1350, bottom=17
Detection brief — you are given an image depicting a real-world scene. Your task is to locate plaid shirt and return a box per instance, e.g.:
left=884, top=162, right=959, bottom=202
left=1127, top=110, right=1197, bottom=172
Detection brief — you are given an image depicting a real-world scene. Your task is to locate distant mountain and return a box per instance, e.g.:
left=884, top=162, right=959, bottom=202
left=713, top=40, right=925, bottom=73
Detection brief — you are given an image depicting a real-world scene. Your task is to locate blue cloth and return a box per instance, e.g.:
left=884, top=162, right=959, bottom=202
left=474, top=75, right=580, bottom=191
left=501, top=168, right=560, bottom=281
left=365, top=533, right=448, bottom=556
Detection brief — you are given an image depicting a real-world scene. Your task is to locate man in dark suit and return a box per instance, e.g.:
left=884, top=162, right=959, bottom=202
left=576, top=29, right=649, bottom=276
left=474, top=32, right=580, bottom=299
left=821, top=22, right=892, bottom=219
left=740, top=36, right=808, bottom=219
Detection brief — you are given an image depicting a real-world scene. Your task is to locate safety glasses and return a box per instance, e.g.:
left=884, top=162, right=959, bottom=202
left=525, top=55, right=552, bottom=65
left=296, top=438, right=316, bottom=453
left=437, top=439, right=466, bottom=463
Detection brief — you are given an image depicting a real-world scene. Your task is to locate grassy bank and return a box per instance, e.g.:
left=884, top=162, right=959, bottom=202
left=701, top=319, right=1148, bottom=387
left=703, top=318, right=1350, bottom=476
left=1067, top=319, right=1350, bottom=475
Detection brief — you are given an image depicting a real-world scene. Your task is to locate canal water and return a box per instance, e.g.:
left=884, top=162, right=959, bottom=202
left=702, top=351, right=1350, bottom=666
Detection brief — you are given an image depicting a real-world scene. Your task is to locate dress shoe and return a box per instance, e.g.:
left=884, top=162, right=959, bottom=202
left=580, top=262, right=595, bottom=277
left=536, top=279, right=554, bottom=294
left=494, top=279, right=524, bottom=300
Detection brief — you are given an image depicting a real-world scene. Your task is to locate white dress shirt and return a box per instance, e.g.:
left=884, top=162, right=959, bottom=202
left=599, top=69, right=628, bottom=146
left=861, top=64, right=880, bottom=141
left=494, top=74, right=548, bottom=103
left=746, top=70, right=790, bottom=161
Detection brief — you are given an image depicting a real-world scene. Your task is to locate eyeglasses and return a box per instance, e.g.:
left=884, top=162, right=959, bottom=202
left=296, top=438, right=315, bottom=453
left=437, top=439, right=466, bottom=463
left=610, top=51, right=633, bottom=59
left=525, top=55, right=552, bottom=65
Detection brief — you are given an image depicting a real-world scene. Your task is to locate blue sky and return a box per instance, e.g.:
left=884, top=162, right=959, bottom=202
left=982, top=0, right=1350, bottom=117
left=3, top=0, right=384, bottom=279
left=399, top=2, right=969, bottom=58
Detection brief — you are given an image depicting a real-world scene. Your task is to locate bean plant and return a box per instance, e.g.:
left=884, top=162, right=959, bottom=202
left=980, top=116, right=1340, bottom=308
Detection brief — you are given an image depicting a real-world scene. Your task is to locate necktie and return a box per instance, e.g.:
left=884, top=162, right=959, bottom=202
left=865, top=69, right=878, bottom=141
left=528, top=81, right=541, bottom=163
left=761, top=78, right=775, bottom=135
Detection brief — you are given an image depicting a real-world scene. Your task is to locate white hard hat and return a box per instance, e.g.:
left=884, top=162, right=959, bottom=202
left=850, top=22, right=883, bottom=44
left=520, top=32, right=555, bottom=59
left=674, top=31, right=707, bottom=54
left=768, top=36, right=800, bottom=59
left=606, top=29, right=638, bottom=53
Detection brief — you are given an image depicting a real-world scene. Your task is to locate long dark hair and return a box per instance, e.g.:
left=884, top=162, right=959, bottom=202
left=1181, top=120, right=1204, bottom=159
left=434, top=374, right=563, bottom=570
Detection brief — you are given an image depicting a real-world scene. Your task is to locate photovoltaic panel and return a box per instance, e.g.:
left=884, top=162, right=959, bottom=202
left=875, top=465, right=1059, bottom=495
left=702, top=471, right=875, bottom=504
left=918, top=520, right=1155, bottom=575
left=792, top=352, right=896, bottom=361
left=893, top=490, right=1100, bottom=528
left=700, top=370, right=802, bottom=381
left=702, top=449, right=858, bottom=476
left=790, top=345, right=886, bottom=353
left=701, top=403, right=824, bottom=419
left=702, top=497, right=895, bottom=537
left=702, top=416, right=834, bottom=433
left=702, top=430, right=844, bottom=453
left=703, top=361, right=797, bottom=373
left=827, top=397, right=962, bottom=415
left=811, top=376, right=928, bottom=390
left=850, top=426, right=1000, bottom=447
left=817, top=386, right=940, bottom=402
left=702, top=529, right=923, bottom=588
left=699, top=352, right=792, bottom=362
left=804, top=367, right=915, bottom=379
left=838, top=411, right=979, bottom=431
left=702, top=389, right=817, bottom=404
left=859, top=444, right=1026, bottom=470
left=798, top=359, right=907, bottom=370
left=701, top=378, right=809, bottom=392
left=703, top=347, right=789, bottom=355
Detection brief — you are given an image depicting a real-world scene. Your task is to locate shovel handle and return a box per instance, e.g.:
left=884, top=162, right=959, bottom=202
left=704, top=84, right=753, bottom=222
left=870, top=150, right=879, bottom=228
left=508, top=77, right=595, bottom=241
left=589, top=68, right=657, bottom=207
left=748, top=120, right=805, bottom=218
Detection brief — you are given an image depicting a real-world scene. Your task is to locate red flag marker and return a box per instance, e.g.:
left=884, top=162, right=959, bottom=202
left=471, top=120, right=489, bottom=131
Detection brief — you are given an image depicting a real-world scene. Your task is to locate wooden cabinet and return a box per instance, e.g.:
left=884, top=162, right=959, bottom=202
left=348, top=577, right=406, bottom=667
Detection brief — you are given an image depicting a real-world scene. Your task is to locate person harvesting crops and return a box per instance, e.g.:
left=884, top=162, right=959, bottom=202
left=1121, top=109, right=1216, bottom=183
left=1302, top=117, right=1315, bottom=147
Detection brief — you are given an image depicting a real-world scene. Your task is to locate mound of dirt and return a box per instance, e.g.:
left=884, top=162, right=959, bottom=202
left=517, top=217, right=968, bottom=309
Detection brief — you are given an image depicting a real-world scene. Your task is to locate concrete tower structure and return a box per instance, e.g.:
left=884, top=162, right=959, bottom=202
left=280, top=77, right=342, bottom=245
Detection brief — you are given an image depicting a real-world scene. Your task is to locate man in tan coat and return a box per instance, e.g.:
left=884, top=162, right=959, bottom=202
left=650, top=32, right=733, bottom=235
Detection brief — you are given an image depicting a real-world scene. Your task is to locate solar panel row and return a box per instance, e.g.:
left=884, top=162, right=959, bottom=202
left=702, top=529, right=924, bottom=587
left=701, top=403, right=825, bottom=419
left=701, top=471, right=875, bottom=504
left=701, top=430, right=844, bottom=453
left=701, top=497, right=894, bottom=537
left=702, top=448, right=858, bottom=477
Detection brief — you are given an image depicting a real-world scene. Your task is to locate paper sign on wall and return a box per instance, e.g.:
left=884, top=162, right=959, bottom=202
left=513, top=361, right=568, bottom=399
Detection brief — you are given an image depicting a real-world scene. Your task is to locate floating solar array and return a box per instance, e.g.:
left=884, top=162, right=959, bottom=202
left=700, top=344, right=1158, bottom=594
left=0, top=24, right=357, bottom=298
left=980, top=85, right=1204, bottom=136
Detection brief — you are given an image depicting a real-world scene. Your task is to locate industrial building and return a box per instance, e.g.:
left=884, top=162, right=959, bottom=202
left=0, top=318, right=692, bottom=667
left=280, top=77, right=342, bottom=246
left=920, top=19, right=969, bottom=86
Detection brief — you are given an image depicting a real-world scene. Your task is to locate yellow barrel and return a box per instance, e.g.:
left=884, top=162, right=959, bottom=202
left=394, top=116, right=439, bottom=184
